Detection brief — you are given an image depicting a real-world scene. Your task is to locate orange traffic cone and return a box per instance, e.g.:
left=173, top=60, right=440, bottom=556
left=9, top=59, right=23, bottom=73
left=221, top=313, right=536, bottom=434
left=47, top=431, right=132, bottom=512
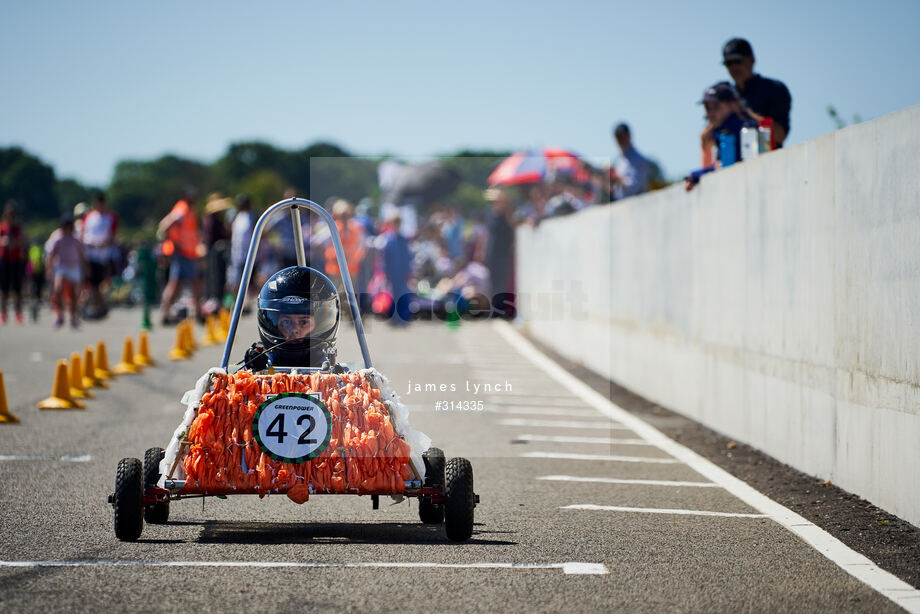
left=38, top=360, right=85, bottom=409
left=69, top=353, right=94, bottom=399
left=169, top=323, right=191, bottom=361
left=112, top=336, right=143, bottom=375
left=0, top=370, right=19, bottom=423
left=83, top=346, right=107, bottom=389
left=135, top=331, right=156, bottom=367
left=95, top=341, right=114, bottom=381
left=200, top=315, right=219, bottom=347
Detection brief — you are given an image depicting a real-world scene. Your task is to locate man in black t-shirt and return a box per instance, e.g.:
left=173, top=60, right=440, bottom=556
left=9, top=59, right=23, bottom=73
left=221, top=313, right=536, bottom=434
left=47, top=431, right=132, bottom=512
left=722, top=38, right=792, bottom=147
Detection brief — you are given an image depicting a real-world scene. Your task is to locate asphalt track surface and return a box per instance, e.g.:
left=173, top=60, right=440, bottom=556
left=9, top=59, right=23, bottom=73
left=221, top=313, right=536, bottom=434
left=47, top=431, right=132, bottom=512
left=0, top=308, right=913, bottom=612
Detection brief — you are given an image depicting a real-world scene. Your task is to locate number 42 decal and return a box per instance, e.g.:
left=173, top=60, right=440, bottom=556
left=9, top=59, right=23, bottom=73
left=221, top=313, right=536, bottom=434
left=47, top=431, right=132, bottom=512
left=265, top=413, right=317, bottom=445
left=253, top=393, right=331, bottom=463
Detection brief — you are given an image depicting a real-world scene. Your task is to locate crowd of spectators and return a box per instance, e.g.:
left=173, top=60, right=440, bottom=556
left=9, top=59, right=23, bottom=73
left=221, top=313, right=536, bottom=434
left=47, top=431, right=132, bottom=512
left=1, top=193, right=124, bottom=329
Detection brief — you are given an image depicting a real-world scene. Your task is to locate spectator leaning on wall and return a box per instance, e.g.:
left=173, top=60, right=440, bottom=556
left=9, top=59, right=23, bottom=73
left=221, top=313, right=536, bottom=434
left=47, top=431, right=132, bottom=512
left=611, top=123, right=651, bottom=200
left=684, top=82, right=754, bottom=191
left=722, top=37, right=792, bottom=147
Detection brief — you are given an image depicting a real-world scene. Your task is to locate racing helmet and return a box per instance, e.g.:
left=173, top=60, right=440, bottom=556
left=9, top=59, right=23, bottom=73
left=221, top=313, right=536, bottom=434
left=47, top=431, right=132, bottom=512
left=257, top=266, right=339, bottom=365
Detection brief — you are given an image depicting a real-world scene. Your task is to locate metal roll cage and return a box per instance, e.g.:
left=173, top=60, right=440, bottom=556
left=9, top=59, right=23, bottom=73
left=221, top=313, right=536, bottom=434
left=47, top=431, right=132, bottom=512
left=219, top=198, right=373, bottom=370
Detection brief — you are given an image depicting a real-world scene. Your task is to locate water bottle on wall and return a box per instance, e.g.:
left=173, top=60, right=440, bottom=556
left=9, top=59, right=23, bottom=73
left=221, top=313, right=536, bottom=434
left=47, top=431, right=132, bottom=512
left=740, top=121, right=760, bottom=160
left=758, top=118, right=774, bottom=152
left=718, top=131, right=737, bottom=167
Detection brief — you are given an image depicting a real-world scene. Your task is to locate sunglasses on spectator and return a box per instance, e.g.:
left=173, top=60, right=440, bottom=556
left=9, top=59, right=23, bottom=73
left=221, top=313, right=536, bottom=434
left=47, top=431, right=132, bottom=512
left=723, top=59, right=744, bottom=67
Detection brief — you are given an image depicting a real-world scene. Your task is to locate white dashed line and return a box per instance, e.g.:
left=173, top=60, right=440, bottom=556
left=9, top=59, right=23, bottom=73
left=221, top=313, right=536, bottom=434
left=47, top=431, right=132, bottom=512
left=493, top=407, right=601, bottom=417
left=486, top=394, right=587, bottom=402
left=499, top=418, right=629, bottom=430
left=538, top=475, right=720, bottom=488
left=562, top=504, right=767, bottom=518
left=514, top=434, right=652, bottom=445
left=0, top=560, right=609, bottom=575
left=470, top=374, right=557, bottom=385
left=0, top=455, right=92, bottom=462
left=521, top=451, right=679, bottom=464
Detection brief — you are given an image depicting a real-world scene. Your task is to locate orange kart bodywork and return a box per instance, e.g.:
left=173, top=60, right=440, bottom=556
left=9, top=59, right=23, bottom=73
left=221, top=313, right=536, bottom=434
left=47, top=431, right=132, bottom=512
left=172, top=370, right=415, bottom=504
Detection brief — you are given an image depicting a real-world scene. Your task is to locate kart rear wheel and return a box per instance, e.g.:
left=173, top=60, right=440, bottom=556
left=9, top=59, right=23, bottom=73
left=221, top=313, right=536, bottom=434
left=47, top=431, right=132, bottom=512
left=114, top=457, right=143, bottom=541
left=143, top=447, right=169, bottom=524
left=444, top=457, right=475, bottom=542
left=419, top=447, right=445, bottom=524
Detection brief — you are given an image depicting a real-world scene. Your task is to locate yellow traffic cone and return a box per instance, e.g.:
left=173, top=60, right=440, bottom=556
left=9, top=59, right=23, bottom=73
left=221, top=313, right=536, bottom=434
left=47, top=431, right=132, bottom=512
left=69, top=353, right=94, bottom=399
left=217, top=308, right=230, bottom=341
left=179, top=320, right=193, bottom=354
left=38, top=360, right=85, bottom=409
left=0, top=370, right=20, bottom=423
left=200, top=315, right=218, bottom=347
left=95, top=341, right=114, bottom=381
left=185, top=319, right=199, bottom=351
left=168, top=323, right=191, bottom=360
left=83, top=346, right=107, bottom=389
left=112, top=336, right=143, bottom=375
left=135, top=331, right=156, bottom=367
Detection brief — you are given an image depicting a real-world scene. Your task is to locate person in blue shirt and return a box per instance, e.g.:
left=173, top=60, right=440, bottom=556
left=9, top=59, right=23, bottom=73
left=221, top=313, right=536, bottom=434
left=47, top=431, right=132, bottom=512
left=684, top=82, right=754, bottom=191
left=382, top=215, right=413, bottom=324
left=611, top=123, right=651, bottom=200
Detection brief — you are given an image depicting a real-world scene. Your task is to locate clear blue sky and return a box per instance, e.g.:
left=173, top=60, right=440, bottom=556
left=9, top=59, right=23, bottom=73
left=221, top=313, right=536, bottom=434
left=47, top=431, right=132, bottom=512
left=2, top=0, right=918, bottom=187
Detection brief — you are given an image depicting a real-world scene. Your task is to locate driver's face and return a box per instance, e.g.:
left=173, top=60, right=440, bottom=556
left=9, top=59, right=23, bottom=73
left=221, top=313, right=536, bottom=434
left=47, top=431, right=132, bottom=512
left=278, top=314, right=315, bottom=339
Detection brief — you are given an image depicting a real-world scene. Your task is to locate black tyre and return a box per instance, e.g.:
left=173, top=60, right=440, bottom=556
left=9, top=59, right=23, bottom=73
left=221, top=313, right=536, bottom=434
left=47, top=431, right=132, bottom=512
left=114, top=457, right=143, bottom=541
left=444, top=457, right=475, bottom=542
left=419, top=447, right=445, bottom=524
left=143, top=447, right=169, bottom=524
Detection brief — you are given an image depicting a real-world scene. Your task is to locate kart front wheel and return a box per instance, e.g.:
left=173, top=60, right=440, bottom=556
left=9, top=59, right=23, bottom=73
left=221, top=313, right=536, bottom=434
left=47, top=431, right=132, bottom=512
left=444, top=457, right=475, bottom=542
left=114, top=457, right=144, bottom=541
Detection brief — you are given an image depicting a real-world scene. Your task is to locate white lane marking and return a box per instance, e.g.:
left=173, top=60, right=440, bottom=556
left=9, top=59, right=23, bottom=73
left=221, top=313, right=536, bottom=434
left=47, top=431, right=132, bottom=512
left=515, top=434, right=652, bottom=445
left=59, top=454, right=92, bottom=462
left=30, top=352, right=43, bottom=362
left=487, top=393, right=587, bottom=401
left=499, top=418, right=630, bottom=430
left=470, top=373, right=557, bottom=383
left=488, top=397, right=591, bottom=407
left=561, top=562, right=608, bottom=575
left=522, top=451, right=678, bottom=464
left=494, top=321, right=920, bottom=612
left=0, top=560, right=608, bottom=575
left=464, top=363, right=544, bottom=371
left=538, top=475, right=720, bottom=488
left=493, top=407, right=601, bottom=417
left=562, top=504, right=767, bottom=518
left=0, top=454, right=92, bottom=462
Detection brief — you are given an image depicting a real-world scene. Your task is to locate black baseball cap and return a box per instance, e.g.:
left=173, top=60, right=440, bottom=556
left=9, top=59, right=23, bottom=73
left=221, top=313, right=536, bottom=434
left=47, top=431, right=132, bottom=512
left=700, top=81, right=738, bottom=104
left=723, top=38, right=754, bottom=62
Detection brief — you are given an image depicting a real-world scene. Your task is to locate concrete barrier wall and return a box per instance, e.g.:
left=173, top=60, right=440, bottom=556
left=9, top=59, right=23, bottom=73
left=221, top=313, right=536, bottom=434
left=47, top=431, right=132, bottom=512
left=516, top=105, right=920, bottom=526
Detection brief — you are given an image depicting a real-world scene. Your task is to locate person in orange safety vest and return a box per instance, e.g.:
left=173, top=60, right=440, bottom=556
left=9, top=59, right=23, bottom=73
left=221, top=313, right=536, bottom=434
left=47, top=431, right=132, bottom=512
left=323, top=199, right=366, bottom=280
left=157, top=188, right=204, bottom=324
